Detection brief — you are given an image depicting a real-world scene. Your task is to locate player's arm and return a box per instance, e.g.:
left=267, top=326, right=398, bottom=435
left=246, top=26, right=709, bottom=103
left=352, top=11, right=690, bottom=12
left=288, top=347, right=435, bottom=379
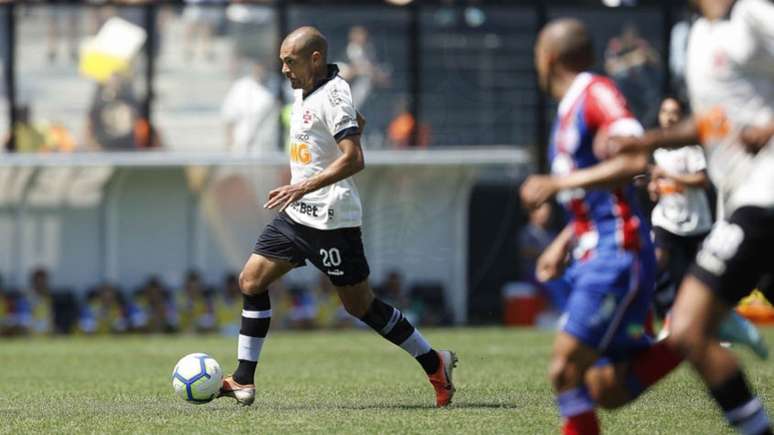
left=264, top=113, right=366, bottom=211
left=536, top=225, right=573, bottom=283
left=652, top=164, right=709, bottom=188
left=521, top=80, right=650, bottom=208
left=610, top=118, right=700, bottom=155
left=740, top=121, right=774, bottom=154
left=520, top=150, right=648, bottom=209
left=665, top=170, right=709, bottom=188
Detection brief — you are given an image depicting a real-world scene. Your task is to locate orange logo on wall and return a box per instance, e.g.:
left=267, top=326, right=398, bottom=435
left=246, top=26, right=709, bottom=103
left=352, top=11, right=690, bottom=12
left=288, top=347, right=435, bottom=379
left=290, top=143, right=312, bottom=164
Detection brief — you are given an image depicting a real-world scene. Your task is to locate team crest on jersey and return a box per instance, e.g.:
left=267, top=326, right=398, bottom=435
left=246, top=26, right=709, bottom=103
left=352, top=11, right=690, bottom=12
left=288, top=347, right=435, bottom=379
left=328, top=88, right=343, bottom=106
left=302, top=110, right=314, bottom=125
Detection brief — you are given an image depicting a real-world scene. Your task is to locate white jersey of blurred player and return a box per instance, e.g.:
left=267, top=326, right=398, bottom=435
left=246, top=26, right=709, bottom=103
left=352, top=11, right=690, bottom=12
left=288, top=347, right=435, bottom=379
left=652, top=146, right=713, bottom=236
left=285, top=71, right=362, bottom=229
left=685, top=0, right=774, bottom=217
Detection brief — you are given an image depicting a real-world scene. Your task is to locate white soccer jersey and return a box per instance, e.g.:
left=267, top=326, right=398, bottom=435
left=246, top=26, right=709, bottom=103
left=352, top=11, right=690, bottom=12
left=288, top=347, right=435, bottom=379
left=285, top=65, right=362, bottom=230
left=685, top=0, right=774, bottom=217
left=651, top=146, right=713, bottom=236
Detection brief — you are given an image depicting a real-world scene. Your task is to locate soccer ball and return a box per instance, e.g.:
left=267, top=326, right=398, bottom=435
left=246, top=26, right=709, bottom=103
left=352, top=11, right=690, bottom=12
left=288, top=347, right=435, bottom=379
left=172, top=353, right=224, bottom=404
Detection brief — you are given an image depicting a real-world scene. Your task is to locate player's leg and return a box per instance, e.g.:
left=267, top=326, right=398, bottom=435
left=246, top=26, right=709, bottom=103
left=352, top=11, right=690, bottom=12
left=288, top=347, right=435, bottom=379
left=652, top=228, right=676, bottom=320
left=551, top=332, right=601, bottom=435
left=309, top=224, right=457, bottom=407
left=221, top=215, right=304, bottom=405
left=232, top=253, right=294, bottom=385
left=668, top=276, right=771, bottom=435
left=668, top=208, right=773, bottom=434
left=583, top=337, right=683, bottom=409
left=335, top=279, right=457, bottom=407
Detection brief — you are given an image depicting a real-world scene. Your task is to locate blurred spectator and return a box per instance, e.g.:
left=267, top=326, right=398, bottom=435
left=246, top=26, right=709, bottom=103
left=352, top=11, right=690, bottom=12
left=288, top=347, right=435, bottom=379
left=312, top=273, right=357, bottom=329
left=178, top=270, right=216, bottom=333
left=377, top=270, right=419, bottom=325
left=284, top=285, right=317, bottom=330
left=136, top=276, right=177, bottom=333
left=604, top=23, right=662, bottom=126
left=82, top=283, right=137, bottom=334
left=221, top=62, right=279, bottom=154
left=387, top=99, right=431, bottom=148
left=408, top=281, right=450, bottom=326
left=217, top=272, right=241, bottom=336
left=517, top=202, right=567, bottom=312
left=47, top=1, right=80, bottom=64
left=377, top=270, right=409, bottom=309
left=338, top=26, right=390, bottom=110
left=1, top=268, right=52, bottom=336
left=5, top=105, right=46, bottom=153
left=4, top=105, right=77, bottom=153
left=85, top=73, right=160, bottom=150
left=182, top=0, right=225, bottom=63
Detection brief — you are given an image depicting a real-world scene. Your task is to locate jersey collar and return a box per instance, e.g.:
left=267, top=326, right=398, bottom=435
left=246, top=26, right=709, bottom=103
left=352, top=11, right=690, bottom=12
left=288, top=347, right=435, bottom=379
left=303, top=64, right=340, bottom=100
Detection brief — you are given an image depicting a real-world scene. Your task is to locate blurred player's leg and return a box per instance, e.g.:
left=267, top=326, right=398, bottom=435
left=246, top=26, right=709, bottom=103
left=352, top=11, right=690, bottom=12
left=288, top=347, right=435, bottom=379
left=551, top=333, right=600, bottom=435
left=336, top=280, right=457, bottom=407
left=669, top=276, right=772, bottom=435
left=220, top=253, right=294, bottom=406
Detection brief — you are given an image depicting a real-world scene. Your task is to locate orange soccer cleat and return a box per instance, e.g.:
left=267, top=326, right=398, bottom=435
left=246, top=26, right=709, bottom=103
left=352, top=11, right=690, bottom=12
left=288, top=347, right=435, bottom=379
left=427, top=350, right=458, bottom=407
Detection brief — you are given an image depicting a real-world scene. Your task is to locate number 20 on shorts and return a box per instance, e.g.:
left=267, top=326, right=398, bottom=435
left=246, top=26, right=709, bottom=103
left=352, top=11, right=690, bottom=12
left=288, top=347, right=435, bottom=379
left=320, top=248, right=341, bottom=267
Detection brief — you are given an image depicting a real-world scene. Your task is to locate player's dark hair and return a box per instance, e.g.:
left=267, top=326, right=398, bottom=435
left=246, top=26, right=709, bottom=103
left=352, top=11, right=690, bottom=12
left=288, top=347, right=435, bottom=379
left=660, top=95, right=689, bottom=115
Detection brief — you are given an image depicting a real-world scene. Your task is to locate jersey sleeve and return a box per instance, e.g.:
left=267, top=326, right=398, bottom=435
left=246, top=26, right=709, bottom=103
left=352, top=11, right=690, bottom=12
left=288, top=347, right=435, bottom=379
left=736, top=0, right=774, bottom=40
left=323, top=80, right=359, bottom=142
left=685, top=145, right=708, bottom=173
left=584, top=78, right=643, bottom=137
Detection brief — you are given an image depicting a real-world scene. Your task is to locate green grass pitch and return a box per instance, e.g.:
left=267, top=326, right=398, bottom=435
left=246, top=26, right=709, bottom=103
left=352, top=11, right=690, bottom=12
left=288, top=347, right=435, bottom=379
left=2, top=327, right=773, bottom=434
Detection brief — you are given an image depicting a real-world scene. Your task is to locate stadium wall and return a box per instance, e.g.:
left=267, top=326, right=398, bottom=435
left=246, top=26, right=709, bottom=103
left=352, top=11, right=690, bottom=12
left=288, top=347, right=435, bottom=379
left=0, top=148, right=532, bottom=324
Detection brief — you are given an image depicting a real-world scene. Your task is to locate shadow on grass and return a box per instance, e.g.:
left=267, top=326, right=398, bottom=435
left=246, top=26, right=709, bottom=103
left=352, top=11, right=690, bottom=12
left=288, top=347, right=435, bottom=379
left=251, top=402, right=519, bottom=411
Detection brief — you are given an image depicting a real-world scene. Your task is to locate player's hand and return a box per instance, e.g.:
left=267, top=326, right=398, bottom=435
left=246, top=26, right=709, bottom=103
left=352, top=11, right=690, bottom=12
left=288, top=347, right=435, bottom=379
left=608, top=135, right=646, bottom=155
left=264, top=183, right=308, bottom=212
left=740, top=124, right=773, bottom=154
left=520, top=175, right=559, bottom=209
left=535, top=243, right=566, bottom=283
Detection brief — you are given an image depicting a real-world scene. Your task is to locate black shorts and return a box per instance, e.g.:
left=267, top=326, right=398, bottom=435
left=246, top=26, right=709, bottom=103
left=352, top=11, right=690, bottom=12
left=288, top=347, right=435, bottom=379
left=690, top=206, right=774, bottom=306
left=253, top=212, right=370, bottom=287
left=653, top=227, right=708, bottom=285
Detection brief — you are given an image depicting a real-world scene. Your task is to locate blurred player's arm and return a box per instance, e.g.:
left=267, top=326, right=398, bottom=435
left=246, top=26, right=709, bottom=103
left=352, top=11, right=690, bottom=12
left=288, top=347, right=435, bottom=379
left=652, top=164, right=709, bottom=188
left=535, top=225, right=573, bottom=283
left=610, top=119, right=700, bottom=155
left=740, top=121, right=774, bottom=154
left=520, top=151, right=648, bottom=209
left=264, top=113, right=366, bottom=211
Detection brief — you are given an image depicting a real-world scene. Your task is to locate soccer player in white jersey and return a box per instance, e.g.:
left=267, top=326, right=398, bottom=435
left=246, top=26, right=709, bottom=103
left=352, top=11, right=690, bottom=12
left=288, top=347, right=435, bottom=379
left=217, top=26, right=457, bottom=407
left=648, top=96, right=713, bottom=319
left=612, top=0, right=774, bottom=433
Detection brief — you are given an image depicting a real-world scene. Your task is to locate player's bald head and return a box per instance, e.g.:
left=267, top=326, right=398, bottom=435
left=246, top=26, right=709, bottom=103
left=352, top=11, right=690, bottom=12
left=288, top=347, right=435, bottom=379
left=281, top=26, right=328, bottom=60
left=536, top=18, right=594, bottom=72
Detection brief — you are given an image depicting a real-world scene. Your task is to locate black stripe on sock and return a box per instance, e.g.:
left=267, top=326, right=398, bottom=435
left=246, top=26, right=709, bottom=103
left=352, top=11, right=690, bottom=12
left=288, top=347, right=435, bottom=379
left=384, top=317, right=414, bottom=345
left=243, top=292, right=270, bottom=311
left=710, top=370, right=754, bottom=413
left=240, top=317, right=270, bottom=338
